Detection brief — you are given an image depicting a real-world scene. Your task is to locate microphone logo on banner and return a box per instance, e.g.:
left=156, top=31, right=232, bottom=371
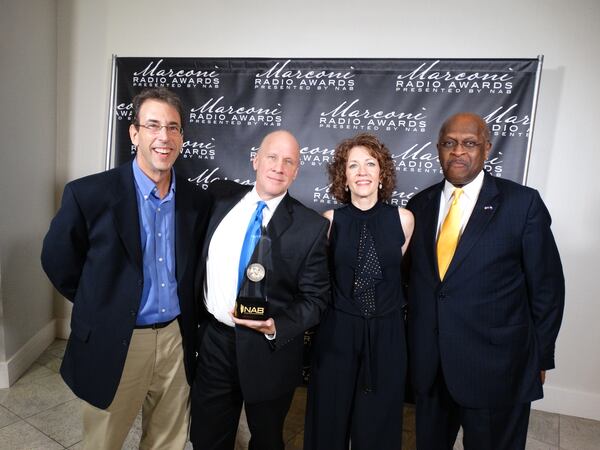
left=395, top=60, right=514, bottom=95
left=254, top=59, right=355, bottom=92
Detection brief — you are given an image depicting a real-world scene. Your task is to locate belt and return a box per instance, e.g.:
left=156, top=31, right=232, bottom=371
left=134, top=317, right=177, bottom=330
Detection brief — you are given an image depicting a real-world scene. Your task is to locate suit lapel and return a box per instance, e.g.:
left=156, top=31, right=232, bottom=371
left=111, top=163, right=143, bottom=269
left=421, top=182, right=444, bottom=278
left=265, top=194, right=293, bottom=241
left=174, top=179, right=197, bottom=282
left=444, top=174, right=500, bottom=279
left=250, top=193, right=294, bottom=264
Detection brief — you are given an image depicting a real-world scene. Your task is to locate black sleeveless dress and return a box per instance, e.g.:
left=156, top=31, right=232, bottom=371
left=304, top=202, right=407, bottom=450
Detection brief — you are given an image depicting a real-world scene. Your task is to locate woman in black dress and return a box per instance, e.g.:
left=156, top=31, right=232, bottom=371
left=304, top=133, right=414, bottom=450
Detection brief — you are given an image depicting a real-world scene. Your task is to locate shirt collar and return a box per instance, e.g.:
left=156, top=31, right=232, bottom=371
left=132, top=158, right=176, bottom=200
left=442, top=170, right=485, bottom=203
left=245, top=186, right=286, bottom=212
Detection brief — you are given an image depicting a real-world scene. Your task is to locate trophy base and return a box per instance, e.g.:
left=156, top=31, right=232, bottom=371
left=234, top=297, right=269, bottom=320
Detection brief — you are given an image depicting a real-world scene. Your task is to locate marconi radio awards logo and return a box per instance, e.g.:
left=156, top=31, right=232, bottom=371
left=127, top=136, right=217, bottom=160
left=131, top=59, right=220, bottom=89
left=181, top=137, right=217, bottom=160
left=254, top=60, right=355, bottom=92
left=484, top=104, right=531, bottom=138
left=189, top=96, right=282, bottom=127
left=187, top=166, right=254, bottom=190
left=395, top=60, right=514, bottom=95
left=319, top=99, right=427, bottom=133
left=298, top=145, right=335, bottom=166
left=392, top=141, right=504, bottom=178
left=115, top=102, right=134, bottom=121
left=312, top=184, right=339, bottom=206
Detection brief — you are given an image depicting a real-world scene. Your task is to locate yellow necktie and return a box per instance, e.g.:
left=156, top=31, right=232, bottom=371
left=437, top=188, right=463, bottom=280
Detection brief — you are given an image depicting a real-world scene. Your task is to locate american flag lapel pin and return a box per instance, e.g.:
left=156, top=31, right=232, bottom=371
left=484, top=205, right=493, bottom=210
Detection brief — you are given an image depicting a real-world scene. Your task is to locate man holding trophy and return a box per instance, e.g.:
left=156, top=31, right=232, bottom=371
left=190, top=130, right=330, bottom=450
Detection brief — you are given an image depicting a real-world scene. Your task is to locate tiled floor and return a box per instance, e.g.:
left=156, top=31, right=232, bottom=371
left=1, top=340, right=599, bottom=449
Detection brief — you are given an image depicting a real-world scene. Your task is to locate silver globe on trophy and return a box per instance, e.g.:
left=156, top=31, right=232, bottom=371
left=235, top=228, right=270, bottom=320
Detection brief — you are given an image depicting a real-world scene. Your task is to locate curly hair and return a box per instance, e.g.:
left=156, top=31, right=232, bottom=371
left=327, top=133, right=396, bottom=204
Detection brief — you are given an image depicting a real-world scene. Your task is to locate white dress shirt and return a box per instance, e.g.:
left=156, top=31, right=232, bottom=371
left=204, top=187, right=285, bottom=326
left=436, top=170, right=485, bottom=239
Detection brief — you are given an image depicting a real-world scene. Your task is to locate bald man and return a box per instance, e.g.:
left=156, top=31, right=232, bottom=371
left=190, top=131, right=330, bottom=450
left=405, top=113, right=564, bottom=449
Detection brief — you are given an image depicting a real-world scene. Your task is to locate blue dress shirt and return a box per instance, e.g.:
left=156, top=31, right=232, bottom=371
left=132, top=160, right=181, bottom=325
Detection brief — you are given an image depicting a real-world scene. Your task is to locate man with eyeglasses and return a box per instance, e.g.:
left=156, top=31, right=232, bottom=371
left=405, top=112, right=564, bottom=449
left=41, top=87, right=211, bottom=449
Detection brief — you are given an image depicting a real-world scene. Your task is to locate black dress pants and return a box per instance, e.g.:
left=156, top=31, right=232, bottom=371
left=304, top=309, right=406, bottom=450
left=190, top=319, right=294, bottom=450
left=415, top=369, right=531, bottom=450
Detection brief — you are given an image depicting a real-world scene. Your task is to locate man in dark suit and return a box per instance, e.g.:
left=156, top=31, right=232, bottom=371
left=406, top=112, right=564, bottom=450
left=41, top=88, right=211, bottom=449
left=190, top=130, right=330, bottom=450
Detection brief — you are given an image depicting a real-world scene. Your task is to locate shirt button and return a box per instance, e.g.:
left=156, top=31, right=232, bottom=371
left=157, top=233, right=162, bottom=237
left=157, top=207, right=161, bottom=212
left=158, top=257, right=163, bottom=262
left=161, top=283, right=165, bottom=287
left=161, top=308, right=166, bottom=313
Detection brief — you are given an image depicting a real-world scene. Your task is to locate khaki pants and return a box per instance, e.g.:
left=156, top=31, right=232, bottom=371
left=82, top=320, right=190, bottom=450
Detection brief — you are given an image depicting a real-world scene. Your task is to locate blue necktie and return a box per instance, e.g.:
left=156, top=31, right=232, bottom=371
left=238, top=201, right=267, bottom=291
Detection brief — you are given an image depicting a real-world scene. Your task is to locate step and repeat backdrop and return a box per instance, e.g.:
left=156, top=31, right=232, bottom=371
left=110, top=57, right=541, bottom=384
left=110, top=57, right=541, bottom=212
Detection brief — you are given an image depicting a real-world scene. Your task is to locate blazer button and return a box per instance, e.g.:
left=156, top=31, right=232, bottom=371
left=130, top=310, right=136, bottom=317
left=137, top=279, right=143, bottom=286
left=122, top=340, right=128, bottom=346
left=438, top=292, right=447, bottom=300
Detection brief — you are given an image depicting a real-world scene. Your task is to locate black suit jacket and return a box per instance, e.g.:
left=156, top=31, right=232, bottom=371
left=200, top=180, right=330, bottom=403
left=406, top=173, right=564, bottom=408
left=41, top=162, right=211, bottom=409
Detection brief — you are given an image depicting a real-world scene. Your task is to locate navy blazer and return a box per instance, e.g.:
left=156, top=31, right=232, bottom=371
left=406, top=173, right=564, bottom=408
left=41, top=162, right=211, bottom=409
left=199, top=180, right=330, bottom=403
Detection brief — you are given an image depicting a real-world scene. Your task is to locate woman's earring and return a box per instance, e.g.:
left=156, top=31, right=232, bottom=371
left=379, top=182, right=383, bottom=189
left=345, top=185, right=349, bottom=192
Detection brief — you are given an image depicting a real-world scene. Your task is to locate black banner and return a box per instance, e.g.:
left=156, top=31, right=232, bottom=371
left=112, top=57, right=540, bottom=211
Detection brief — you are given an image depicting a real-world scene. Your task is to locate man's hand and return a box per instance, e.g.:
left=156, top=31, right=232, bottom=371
left=540, top=370, right=546, bottom=385
left=230, top=312, right=276, bottom=335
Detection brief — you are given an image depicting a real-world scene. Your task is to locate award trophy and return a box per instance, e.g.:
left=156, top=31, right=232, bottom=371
left=235, top=229, right=270, bottom=320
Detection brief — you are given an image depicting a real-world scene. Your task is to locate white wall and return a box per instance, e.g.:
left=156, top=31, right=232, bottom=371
left=53, top=0, right=600, bottom=419
left=0, top=0, right=58, bottom=386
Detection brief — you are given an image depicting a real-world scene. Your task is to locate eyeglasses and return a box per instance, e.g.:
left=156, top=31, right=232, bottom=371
left=438, top=140, right=484, bottom=150
left=135, top=123, right=183, bottom=135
